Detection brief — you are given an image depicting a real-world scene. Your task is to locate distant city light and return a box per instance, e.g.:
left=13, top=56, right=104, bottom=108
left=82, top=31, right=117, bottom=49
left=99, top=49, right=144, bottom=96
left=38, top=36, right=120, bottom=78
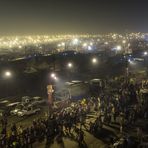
left=90, top=42, right=93, bottom=46
left=83, top=43, right=87, bottom=47
left=122, top=40, right=126, bottom=44
left=61, top=42, right=65, bottom=46
left=72, top=38, right=79, bottom=45
left=18, top=45, right=22, bottom=49
left=116, top=45, right=122, bottom=51
left=57, top=44, right=61, bottom=47
left=104, top=42, right=108, bottom=45
left=88, top=46, right=92, bottom=50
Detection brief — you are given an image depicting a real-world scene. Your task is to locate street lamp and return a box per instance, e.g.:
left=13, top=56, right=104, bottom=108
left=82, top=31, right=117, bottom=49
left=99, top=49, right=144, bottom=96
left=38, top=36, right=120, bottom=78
left=92, top=58, right=97, bottom=64
left=50, top=73, right=56, bottom=78
left=4, top=71, right=12, bottom=78
left=50, top=73, right=59, bottom=82
left=67, top=62, right=73, bottom=81
left=67, top=62, right=73, bottom=68
left=144, top=51, right=148, bottom=56
left=143, top=52, right=148, bottom=68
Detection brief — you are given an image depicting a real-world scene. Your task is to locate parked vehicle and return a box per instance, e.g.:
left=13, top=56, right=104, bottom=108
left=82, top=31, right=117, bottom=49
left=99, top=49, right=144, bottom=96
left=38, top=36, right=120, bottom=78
left=31, top=96, right=46, bottom=106
left=10, top=104, right=26, bottom=115
left=17, top=107, right=40, bottom=117
left=54, top=81, right=90, bottom=100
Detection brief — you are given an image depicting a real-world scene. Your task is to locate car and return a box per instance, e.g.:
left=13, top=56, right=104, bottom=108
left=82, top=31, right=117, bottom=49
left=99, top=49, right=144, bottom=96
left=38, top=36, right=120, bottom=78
left=27, top=97, right=46, bottom=107
left=10, top=104, right=25, bottom=115
left=7, top=102, right=20, bottom=108
left=31, top=96, right=46, bottom=105
left=17, top=107, right=40, bottom=117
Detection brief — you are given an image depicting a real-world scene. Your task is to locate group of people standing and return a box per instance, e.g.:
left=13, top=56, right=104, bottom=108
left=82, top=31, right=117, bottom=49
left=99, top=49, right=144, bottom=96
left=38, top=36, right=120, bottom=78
left=0, top=77, right=148, bottom=148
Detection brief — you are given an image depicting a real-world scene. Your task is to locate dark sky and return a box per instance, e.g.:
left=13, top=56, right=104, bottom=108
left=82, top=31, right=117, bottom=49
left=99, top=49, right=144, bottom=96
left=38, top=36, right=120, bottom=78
left=0, top=0, right=148, bottom=35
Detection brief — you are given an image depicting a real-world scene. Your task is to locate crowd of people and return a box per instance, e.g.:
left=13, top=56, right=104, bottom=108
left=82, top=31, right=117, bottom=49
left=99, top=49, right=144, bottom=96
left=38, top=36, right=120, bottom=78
left=0, top=77, right=148, bottom=148
left=0, top=99, right=91, bottom=148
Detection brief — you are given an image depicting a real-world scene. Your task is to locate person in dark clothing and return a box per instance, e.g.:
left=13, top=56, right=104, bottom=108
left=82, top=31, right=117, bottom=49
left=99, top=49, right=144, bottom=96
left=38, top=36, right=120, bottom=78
left=77, top=129, right=85, bottom=147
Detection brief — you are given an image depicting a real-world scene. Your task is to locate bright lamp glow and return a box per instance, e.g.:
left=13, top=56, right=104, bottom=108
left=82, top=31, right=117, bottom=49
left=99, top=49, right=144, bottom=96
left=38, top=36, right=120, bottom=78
left=122, top=40, right=126, bottom=44
left=50, top=73, right=59, bottom=81
left=72, top=38, right=79, bottom=45
left=61, top=42, right=65, bottom=46
left=90, top=42, right=93, bottom=46
left=51, top=73, right=55, bottom=78
left=92, top=58, right=97, bottom=64
left=144, top=51, right=148, bottom=55
left=54, top=76, right=58, bottom=81
left=104, top=42, right=108, bottom=45
left=67, top=62, right=73, bottom=68
left=4, top=71, right=12, bottom=77
left=83, top=43, right=87, bottom=47
left=18, top=45, right=22, bottom=49
left=88, top=46, right=92, bottom=50
left=116, top=45, right=122, bottom=51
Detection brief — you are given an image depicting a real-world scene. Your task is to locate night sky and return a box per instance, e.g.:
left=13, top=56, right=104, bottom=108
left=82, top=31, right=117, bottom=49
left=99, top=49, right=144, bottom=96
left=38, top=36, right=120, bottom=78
left=0, top=0, right=148, bottom=35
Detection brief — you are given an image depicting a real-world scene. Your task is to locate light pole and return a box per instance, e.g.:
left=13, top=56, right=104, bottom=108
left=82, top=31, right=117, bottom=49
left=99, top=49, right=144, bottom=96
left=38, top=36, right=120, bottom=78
left=91, top=57, right=98, bottom=77
left=67, top=62, right=73, bottom=81
left=0, top=70, right=12, bottom=121
left=47, top=72, right=59, bottom=114
left=143, top=51, right=148, bottom=73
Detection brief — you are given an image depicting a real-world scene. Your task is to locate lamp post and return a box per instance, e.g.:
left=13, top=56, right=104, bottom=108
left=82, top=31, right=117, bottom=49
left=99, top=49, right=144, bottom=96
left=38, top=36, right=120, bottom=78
left=143, top=51, right=148, bottom=73
left=91, top=57, right=98, bottom=77
left=67, top=62, right=73, bottom=81
left=47, top=84, right=54, bottom=114
left=126, top=57, right=129, bottom=85
left=47, top=72, right=59, bottom=114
